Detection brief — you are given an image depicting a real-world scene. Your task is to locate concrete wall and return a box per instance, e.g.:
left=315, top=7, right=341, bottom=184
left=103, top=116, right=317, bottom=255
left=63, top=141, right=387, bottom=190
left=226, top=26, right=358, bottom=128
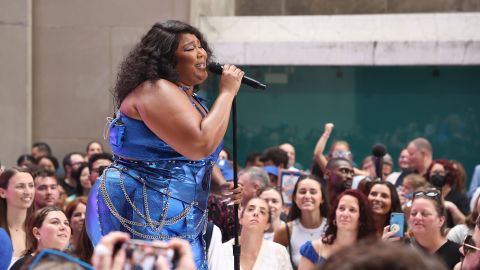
left=0, top=0, right=32, bottom=168
left=0, top=0, right=190, bottom=167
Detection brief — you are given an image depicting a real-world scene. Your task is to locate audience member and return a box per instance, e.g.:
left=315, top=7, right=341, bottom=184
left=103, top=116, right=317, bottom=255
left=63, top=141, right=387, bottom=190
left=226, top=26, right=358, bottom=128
left=0, top=227, right=13, bottom=270
left=0, top=167, right=35, bottom=266
left=468, top=165, right=480, bottom=199
left=237, top=166, right=270, bottom=207
left=454, top=216, right=480, bottom=270
left=61, top=152, right=85, bottom=196
left=36, top=155, right=60, bottom=173
left=407, top=137, right=433, bottom=176
left=274, top=175, right=329, bottom=269
left=31, top=142, right=52, bottom=160
left=245, top=152, right=263, bottom=168
left=319, top=238, right=447, bottom=270
left=426, top=159, right=469, bottom=228
left=409, top=189, right=461, bottom=269
left=260, top=187, right=286, bottom=240
left=85, top=141, right=104, bottom=161
left=386, top=148, right=412, bottom=187
left=280, top=143, right=301, bottom=171
left=221, top=197, right=292, bottom=270
left=33, top=169, right=60, bottom=210
left=10, top=206, right=71, bottom=270
left=324, top=158, right=354, bottom=205
left=397, top=173, right=427, bottom=210
left=67, top=163, right=91, bottom=201
left=448, top=194, right=480, bottom=245
left=16, top=154, right=36, bottom=168
left=260, top=147, right=289, bottom=186
left=451, top=160, right=467, bottom=194
left=87, top=152, right=113, bottom=184
left=366, top=181, right=402, bottom=238
left=65, top=197, right=87, bottom=253
left=298, top=189, right=376, bottom=269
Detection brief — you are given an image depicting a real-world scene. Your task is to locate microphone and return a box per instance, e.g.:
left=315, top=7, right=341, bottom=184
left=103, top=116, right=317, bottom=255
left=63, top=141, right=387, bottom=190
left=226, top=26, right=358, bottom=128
left=371, top=144, right=387, bottom=181
left=208, top=62, right=267, bottom=90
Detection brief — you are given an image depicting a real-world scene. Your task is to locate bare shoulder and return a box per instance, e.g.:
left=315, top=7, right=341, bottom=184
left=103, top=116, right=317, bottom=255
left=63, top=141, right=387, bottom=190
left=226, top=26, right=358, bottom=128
left=273, top=221, right=292, bottom=247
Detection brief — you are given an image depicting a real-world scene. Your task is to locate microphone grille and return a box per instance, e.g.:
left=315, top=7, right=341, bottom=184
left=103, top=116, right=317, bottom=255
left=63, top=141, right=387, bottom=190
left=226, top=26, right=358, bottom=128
left=372, top=144, right=387, bottom=157
left=207, top=62, right=223, bottom=75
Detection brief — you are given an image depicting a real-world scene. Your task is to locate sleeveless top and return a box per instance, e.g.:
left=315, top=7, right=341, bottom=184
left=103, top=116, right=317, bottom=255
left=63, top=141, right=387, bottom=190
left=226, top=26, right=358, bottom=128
left=290, top=218, right=327, bottom=267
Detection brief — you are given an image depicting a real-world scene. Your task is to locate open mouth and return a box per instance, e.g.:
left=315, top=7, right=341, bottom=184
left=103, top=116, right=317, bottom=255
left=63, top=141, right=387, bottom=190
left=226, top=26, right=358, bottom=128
left=194, top=63, right=206, bottom=69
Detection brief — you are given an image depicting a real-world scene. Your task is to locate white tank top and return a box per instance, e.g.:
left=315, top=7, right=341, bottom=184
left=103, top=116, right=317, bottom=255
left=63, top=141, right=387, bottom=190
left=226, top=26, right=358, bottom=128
left=290, top=218, right=327, bottom=267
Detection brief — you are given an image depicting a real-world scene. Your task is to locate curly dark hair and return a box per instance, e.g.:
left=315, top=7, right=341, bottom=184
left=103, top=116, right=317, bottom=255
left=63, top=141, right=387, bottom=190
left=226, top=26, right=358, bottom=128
left=322, top=189, right=376, bottom=245
left=113, top=20, right=213, bottom=107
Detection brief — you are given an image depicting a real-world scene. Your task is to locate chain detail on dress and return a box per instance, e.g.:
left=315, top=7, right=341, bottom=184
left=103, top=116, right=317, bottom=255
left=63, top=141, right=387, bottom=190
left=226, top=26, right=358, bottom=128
left=99, top=167, right=206, bottom=240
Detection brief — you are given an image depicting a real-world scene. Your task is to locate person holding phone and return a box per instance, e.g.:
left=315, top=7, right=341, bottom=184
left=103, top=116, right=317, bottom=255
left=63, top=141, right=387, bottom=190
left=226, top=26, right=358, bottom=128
left=408, top=189, right=461, bottom=269
left=298, top=189, right=376, bottom=269
left=366, top=181, right=403, bottom=238
left=85, top=20, right=243, bottom=270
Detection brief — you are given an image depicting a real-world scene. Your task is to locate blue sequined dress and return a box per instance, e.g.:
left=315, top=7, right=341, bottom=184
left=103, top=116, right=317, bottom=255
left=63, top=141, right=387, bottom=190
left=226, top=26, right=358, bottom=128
left=86, top=92, right=221, bottom=270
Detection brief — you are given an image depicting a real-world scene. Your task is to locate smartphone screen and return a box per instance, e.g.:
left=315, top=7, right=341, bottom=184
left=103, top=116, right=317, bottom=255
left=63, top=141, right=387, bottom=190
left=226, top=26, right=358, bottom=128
left=389, top=212, right=405, bottom=238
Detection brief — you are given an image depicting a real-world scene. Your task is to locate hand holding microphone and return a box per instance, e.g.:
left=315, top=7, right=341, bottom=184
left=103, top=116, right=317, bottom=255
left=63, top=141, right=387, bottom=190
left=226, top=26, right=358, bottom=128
left=208, top=62, right=267, bottom=90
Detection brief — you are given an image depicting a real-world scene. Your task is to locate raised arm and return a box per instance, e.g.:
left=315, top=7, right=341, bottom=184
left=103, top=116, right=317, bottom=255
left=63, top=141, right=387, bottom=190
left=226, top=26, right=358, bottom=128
left=313, top=123, right=334, bottom=173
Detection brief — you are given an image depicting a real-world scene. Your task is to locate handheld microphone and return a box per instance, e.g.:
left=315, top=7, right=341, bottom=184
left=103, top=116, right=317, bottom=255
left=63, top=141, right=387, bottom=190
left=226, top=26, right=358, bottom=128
left=207, top=62, right=267, bottom=90
left=372, top=144, right=387, bottom=181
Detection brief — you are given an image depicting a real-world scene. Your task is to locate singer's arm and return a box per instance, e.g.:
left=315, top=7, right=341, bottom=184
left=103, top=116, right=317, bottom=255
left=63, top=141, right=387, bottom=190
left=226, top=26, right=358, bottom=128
left=120, top=65, right=243, bottom=160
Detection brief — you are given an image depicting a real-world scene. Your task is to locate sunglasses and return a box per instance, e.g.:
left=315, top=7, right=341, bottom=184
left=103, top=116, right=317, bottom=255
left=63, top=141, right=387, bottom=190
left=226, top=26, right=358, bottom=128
left=462, top=234, right=480, bottom=256
left=29, top=249, right=93, bottom=270
left=413, top=190, right=440, bottom=200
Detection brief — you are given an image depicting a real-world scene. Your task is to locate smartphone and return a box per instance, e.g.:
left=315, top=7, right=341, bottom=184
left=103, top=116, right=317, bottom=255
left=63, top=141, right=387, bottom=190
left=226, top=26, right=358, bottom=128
left=389, top=212, right=405, bottom=238
left=125, top=239, right=178, bottom=270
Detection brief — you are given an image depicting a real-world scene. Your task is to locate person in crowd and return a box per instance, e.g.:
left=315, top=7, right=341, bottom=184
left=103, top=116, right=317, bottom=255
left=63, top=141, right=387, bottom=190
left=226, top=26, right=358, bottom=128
left=324, top=158, right=354, bottom=205
left=85, top=20, right=243, bottom=270
left=298, top=189, right=376, bottom=269
left=0, top=227, right=14, bottom=270
left=36, top=155, right=60, bottom=173
left=10, top=206, right=71, bottom=270
left=274, top=175, right=329, bottom=269
left=260, top=187, right=286, bottom=240
left=209, top=166, right=269, bottom=242
left=320, top=238, right=447, bottom=270
left=366, top=181, right=403, bottom=238
left=16, top=154, right=36, bottom=168
left=409, top=189, right=461, bottom=269
left=407, top=137, right=433, bottom=176
left=451, top=160, right=467, bottom=194
left=222, top=197, right=292, bottom=270
left=85, top=141, right=104, bottom=161
left=448, top=194, right=480, bottom=245
left=0, top=167, right=35, bottom=266
left=382, top=154, right=394, bottom=180
left=398, top=173, right=427, bottom=210
left=65, top=196, right=87, bottom=253
left=260, top=147, right=289, bottom=186
left=61, top=152, right=85, bottom=196
left=245, top=152, right=263, bottom=168
left=280, top=142, right=301, bottom=171
left=33, top=169, right=60, bottom=210
left=453, top=216, right=480, bottom=270
left=91, top=231, right=196, bottom=270
left=31, top=142, right=52, bottom=160
left=67, top=163, right=91, bottom=202
left=386, top=148, right=412, bottom=187
left=87, top=152, right=113, bottom=185
left=56, top=185, right=68, bottom=210
left=426, top=159, right=469, bottom=228
left=468, top=164, right=480, bottom=199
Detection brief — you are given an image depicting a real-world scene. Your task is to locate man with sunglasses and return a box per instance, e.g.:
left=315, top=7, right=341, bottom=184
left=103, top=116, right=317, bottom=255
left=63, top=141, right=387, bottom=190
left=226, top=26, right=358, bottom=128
left=455, top=216, right=480, bottom=270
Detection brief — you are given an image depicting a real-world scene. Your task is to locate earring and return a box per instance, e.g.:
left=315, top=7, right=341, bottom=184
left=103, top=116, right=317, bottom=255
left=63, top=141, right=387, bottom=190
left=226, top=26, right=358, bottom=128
left=333, top=220, right=337, bottom=226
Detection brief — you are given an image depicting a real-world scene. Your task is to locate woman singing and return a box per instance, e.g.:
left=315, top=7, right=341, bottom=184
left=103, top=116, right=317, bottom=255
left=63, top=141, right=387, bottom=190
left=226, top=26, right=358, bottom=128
left=85, top=20, right=243, bottom=269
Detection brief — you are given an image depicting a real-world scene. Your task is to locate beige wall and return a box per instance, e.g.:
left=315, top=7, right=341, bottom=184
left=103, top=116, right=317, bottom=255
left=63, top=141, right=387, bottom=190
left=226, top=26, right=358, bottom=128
left=0, top=0, right=189, bottom=167
left=0, top=0, right=32, bottom=168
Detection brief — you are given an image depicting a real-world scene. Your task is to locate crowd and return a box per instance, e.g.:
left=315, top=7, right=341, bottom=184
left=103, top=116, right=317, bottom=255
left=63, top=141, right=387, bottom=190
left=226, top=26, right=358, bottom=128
left=1, top=123, right=479, bottom=270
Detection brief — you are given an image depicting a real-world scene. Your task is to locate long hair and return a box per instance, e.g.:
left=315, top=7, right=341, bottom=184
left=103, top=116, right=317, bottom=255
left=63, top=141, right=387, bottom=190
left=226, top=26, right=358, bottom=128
left=288, top=175, right=329, bottom=222
left=0, top=167, right=34, bottom=237
left=26, top=206, right=66, bottom=254
left=113, top=20, right=213, bottom=108
left=426, top=159, right=457, bottom=188
left=72, top=163, right=89, bottom=197
left=367, top=181, right=402, bottom=228
left=322, top=189, right=376, bottom=245
left=64, top=196, right=87, bottom=227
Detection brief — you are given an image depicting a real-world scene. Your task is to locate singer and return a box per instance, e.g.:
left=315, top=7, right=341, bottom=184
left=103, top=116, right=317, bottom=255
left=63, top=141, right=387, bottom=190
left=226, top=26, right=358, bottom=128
left=85, top=20, right=243, bottom=270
